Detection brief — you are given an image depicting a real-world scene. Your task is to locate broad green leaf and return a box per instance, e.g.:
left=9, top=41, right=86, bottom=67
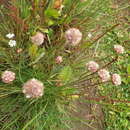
left=39, top=28, right=49, bottom=34
left=58, top=66, right=73, bottom=84
left=48, top=19, right=55, bottom=26
left=45, top=18, right=55, bottom=26
left=29, top=47, right=45, bottom=66
left=28, top=44, right=38, bottom=60
left=44, top=9, right=60, bottom=19
left=80, top=42, right=92, bottom=49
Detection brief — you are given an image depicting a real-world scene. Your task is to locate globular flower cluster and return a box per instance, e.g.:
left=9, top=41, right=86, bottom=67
left=86, top=62, right=122, bottom=85
left=8, top=40, right=16, bottom=47
left=31, top=32, right=45, bottom=46
left=22, top=78, right=44, bottom=98
left=55, top=56, right=63, bottom=64
left=86, top=43, right=124, bottom=85
left=86, top=62, right=109, bottom=82
left=6, top=33, right=17, bottom=47
left=1, top=70, right=15, bottom=84
left=98, top=69, right=110, bottom=82
left=65, top=28, right=82, bottom=46
left=86, top=61, right=99, bottom=72
left=6, top=33, right=15, bottom=39
left=112, top=74, right=121, bottom=86
left=114, top=45, right=124, bottom=54
left=1, top=71, right=44, bottom=98
left=1, top=28, right=124, bottom=100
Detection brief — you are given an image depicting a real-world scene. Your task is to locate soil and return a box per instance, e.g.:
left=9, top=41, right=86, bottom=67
left=70, top=86, right=104, bottom=130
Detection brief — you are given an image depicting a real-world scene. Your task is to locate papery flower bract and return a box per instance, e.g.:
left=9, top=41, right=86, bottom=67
left=8, top=40, right=16, bottom=47
left=98, top=69, right=110, bottom=82
left=17, top=48, right=23, bottom=54
left=31, top=32, right=45, bottom=46
left=6, top=33, right=15, bottom=39
left=112, top=73, right=121, bottom=86
left=65, top=28, right=82, bottom=46
left=23, top=78, right=44, bottom=98
left=86, top=61, right=99, bottom=72
left=58, top=5, right=65, bottom=14
left=1, top=70, right=15, bottom=83
left=55, top=56, right=63, bottom=64
left=114, top=45, right=124, bottom=54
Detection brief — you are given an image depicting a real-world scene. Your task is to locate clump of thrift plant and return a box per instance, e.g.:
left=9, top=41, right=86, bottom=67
left=0, top=0, right=127, bottom=129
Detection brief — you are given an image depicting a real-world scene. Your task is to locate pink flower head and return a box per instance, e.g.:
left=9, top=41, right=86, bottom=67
left=23, top=78, right=44, bottom=98
left=114, top=45, right=124, bottom=54
left=112, top=74, right=121, bottom=86
left=31, top=32, right=45, bottom=46
left=55, top=56, right=63, bottom=64
left=65, top=28, right=82, bottom=46
left=1, top=70, right=15, bottom=83
left=86, top=61, right=99, bottom=72
left=98, top=69, right=110, bottom=82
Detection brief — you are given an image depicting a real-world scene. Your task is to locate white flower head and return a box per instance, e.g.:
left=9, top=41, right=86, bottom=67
left=58, top=5, right=65, bottom=14
left=8, top=40, right=16, bottom=47
left=88, top=33, right=92, bottom=38
left=6, top=33, right=15, bottom=39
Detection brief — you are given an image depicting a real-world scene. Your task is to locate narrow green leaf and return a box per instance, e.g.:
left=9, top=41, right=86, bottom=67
left=44, top=9, right=60, bottom=19
left=28, top=44, right=38, bottom=60
left=127, top=64, right=130, bottom=74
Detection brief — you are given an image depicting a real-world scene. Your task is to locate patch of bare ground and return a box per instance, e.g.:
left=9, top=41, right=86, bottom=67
left=70, top=86, right=104, bottom=130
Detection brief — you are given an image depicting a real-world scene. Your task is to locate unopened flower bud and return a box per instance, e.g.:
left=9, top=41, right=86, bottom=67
left=55, top=56, right=63, bottom=64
